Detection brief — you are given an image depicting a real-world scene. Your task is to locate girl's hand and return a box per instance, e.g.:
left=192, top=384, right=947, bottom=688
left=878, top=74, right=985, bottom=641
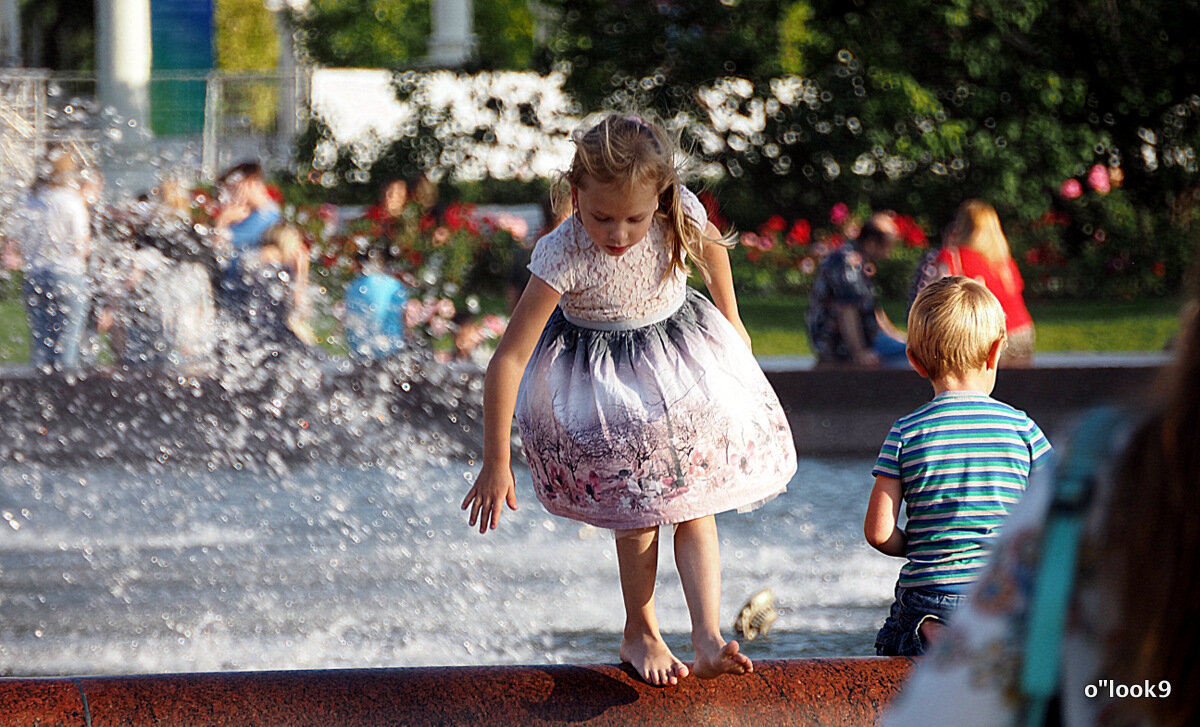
left=461, top=461, right=519, bottom=534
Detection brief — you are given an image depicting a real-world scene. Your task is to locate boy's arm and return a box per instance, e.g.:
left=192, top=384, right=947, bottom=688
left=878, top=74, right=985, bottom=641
left=864, top=475, right=907, bottom=556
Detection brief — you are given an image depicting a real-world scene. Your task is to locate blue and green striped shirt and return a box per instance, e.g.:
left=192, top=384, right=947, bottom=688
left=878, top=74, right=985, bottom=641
left=872, top=390, right=1051, bottom=593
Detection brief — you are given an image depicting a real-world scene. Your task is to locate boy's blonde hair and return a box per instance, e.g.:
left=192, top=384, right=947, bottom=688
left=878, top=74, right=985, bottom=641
left=907, top=276, right=1007, bottom=380
left=558, top=113, right=730, bottom=279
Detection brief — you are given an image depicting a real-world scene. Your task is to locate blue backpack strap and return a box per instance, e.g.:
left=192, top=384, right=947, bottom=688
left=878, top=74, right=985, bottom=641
left=1022, top=406, right=1126, bottom=727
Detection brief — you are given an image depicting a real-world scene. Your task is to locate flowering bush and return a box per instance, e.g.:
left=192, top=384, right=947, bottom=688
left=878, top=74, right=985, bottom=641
left=1007, top=167, right=1193, bottom=299
left=290, top=198, right=523, bottom=349
left=724, top=198, right=930, bottom=297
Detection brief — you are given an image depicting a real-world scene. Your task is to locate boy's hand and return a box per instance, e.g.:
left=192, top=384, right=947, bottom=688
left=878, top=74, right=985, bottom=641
left=461, top=462, right=518, bottom=534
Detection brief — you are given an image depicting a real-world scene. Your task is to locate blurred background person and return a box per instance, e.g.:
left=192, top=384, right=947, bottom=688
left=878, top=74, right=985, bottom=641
left=150, top=178, right=218, bottom=371
left=342, top=245, right=410, bottom=362
left=929, top=200, right=1035, bottom=366
left=807, top=212, right=907, bottom=368
left=239, top=221, right=314, bottom=349
left=13, top=148, right=92, bottom=372
left=214, top=161, right=281, bottom=312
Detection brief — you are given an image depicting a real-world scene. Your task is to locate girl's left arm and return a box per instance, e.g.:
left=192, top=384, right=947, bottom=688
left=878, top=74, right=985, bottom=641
left=700, top=222, right=752, bottom=351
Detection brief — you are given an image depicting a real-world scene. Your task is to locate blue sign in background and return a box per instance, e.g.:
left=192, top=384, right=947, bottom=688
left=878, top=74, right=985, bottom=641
left=150, top=0, right=213, bottom=135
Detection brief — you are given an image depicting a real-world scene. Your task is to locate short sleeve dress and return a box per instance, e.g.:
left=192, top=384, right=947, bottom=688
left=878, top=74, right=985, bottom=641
left=514, top=187, right=797, bottom=530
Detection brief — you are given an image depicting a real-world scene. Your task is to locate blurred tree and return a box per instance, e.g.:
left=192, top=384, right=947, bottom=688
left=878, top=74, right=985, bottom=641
left=20, top=0, right=94, bottom=70
left=777, top=0, right=1200, bottom=296
left=286, top=0, right=533, bottom=69
left=288, top=0, right=429, bottom=68
left=214, top=0, right=280, bottom=134
left=537, top=0, right=787, bottom=109
left=475, top=0, right=534, bottom=70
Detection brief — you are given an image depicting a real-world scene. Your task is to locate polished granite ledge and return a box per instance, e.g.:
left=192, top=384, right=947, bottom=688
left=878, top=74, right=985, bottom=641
left=0, top=657, right=913, bottom=727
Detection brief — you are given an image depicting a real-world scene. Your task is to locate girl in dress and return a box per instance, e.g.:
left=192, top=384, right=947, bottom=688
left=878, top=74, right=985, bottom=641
left=461, top=114, right=797, bottom=686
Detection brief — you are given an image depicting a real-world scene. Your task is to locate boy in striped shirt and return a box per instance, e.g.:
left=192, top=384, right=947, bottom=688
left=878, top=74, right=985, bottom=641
left=864, top=276, right=1051, bottom=656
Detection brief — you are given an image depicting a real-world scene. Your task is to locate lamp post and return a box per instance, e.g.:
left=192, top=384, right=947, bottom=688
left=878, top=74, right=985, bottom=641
left=427, top=0, right=476, bottom=68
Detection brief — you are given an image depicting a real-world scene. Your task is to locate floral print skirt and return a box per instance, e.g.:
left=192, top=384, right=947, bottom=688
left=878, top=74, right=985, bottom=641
left=515, top=288, right=797, bottom=530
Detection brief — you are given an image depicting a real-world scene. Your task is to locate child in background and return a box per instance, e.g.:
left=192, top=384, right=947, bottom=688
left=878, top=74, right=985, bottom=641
left=865, top=276, right=1051, bottom=656
left=245, top=222, right=314, bottom=346
left=461, top=113, right=797, bottom=685
left=343, top=246, right=409, bottom=361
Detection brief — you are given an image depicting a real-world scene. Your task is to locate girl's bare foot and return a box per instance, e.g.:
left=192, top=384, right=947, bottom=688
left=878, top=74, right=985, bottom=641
left=620, top=632, right=690, bottom=686
left=693, top=636, right=752, bottom=679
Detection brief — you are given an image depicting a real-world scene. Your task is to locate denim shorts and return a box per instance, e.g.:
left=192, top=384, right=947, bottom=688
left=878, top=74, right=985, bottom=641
left=874, top=584, right=967, bottom=656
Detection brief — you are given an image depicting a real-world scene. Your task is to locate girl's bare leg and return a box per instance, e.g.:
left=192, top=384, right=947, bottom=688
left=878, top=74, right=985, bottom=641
left=674, top=515, right=753, bottom=678
left=614, top=527, right=689, bottom=686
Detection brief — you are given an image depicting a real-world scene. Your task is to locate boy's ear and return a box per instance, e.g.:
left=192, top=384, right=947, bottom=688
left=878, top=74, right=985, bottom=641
left=906, top=349, right=930, bottom=379
left=986, top=337, right=1005, bottom=370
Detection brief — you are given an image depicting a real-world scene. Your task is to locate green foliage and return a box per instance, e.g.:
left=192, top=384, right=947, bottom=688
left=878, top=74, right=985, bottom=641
left=778, top=2, right=824, bottom=76
left=287, top=0, right=534, bottom=70
left=534, top=0, right=1200, bottom=297
left=289, top=0, right=430, bottom=68
left=19, top=0, right=95, bottom=70
left=770, top=0, right=1200, bottom=297
left=475, top=0, right=535, bottom=69
left=538, top=0, right=788, bottom=108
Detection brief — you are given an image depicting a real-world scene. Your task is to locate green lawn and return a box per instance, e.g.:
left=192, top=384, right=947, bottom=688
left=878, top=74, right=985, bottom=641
left=0, top=289, right=1184, bottom=364
left=738, top=295, right=1183, bottom=356
left=0, top=296, right=27, bottom=364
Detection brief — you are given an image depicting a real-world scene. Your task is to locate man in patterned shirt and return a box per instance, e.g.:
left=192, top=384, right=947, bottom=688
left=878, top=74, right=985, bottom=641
left=864, top=276, right=1051, bottom=656
left=806, top=212, right=907, bottom=367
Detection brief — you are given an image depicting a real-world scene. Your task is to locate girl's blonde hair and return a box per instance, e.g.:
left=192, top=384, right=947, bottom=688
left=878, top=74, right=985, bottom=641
left=946, top=199, right=1011, bottom=263
left=906, top=276, right=1006, bottom=380
left=945, top=199, right=1017, bottom=292
left=558, top=113, right=728, bottom=279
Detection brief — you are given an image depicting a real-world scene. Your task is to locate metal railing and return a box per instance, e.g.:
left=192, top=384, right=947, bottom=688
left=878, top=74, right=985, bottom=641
left=0, top=68, right=309, bottom=188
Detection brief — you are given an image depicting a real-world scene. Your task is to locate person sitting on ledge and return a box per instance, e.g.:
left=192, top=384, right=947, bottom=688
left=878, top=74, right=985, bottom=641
left=807, top=212, right=907, bottom=367
left=865, top=276, right=1051, bottom=656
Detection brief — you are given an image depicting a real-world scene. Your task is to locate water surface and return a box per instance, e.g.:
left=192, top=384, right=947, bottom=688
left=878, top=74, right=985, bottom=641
left=0, top=456, right=896, bottom=675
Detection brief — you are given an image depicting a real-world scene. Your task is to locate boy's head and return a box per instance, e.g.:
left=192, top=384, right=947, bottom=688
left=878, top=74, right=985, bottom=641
left=907, top=276, right=1006, bottom=381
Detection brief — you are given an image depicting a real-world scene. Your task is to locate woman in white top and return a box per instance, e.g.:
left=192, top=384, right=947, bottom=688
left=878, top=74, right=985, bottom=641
left=15, top=149, right=92, bottom=371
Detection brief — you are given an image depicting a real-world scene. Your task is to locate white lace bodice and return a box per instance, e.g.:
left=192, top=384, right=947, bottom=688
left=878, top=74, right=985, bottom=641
left=527, top=186, right=708, bottom=322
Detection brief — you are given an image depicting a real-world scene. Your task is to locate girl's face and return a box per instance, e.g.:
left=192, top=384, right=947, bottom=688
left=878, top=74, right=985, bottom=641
left=573, top=177, right=659, bottom=257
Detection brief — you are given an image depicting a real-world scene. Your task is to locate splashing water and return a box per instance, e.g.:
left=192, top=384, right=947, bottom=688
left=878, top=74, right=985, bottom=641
left=0, top=73, right=897, bottom=677
left=0, top=453, right=896, bottom=676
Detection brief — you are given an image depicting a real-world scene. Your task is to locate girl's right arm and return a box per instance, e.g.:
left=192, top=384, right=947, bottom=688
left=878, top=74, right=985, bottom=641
left=461, top=275, right=561, bottom=534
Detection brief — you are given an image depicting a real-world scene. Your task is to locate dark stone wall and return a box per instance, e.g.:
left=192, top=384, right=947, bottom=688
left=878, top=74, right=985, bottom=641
left=0, top=361, right=1159, bottom=464
left=767, top=365, right=1158, bottom=455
